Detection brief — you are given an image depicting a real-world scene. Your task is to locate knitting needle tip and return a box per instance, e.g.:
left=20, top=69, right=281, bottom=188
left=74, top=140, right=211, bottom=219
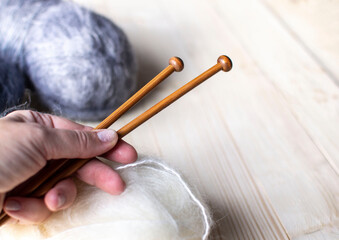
left=218, top=55, right=233, bottom=72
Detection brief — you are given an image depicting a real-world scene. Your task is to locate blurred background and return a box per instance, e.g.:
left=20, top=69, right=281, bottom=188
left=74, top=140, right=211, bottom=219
left=75, top=0, right=339, bottom=239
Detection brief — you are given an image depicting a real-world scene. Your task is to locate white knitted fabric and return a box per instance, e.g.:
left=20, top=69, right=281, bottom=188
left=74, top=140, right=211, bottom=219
left=0, top=158, right=211, bottom=240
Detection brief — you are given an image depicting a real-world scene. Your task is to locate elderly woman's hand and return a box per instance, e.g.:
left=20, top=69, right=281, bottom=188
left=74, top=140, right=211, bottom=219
left=0, top=110, right=137, bottom=224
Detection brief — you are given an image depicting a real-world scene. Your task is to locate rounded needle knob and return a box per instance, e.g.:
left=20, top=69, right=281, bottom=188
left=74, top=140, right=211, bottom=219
left=169, top=56, right=184, bottom=72
left=217, top=55, right=232, bottom=72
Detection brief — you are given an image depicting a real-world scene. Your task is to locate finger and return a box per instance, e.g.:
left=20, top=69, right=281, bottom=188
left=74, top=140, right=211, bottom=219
left=3, top=197, right=51, bottom=224
left=5, top=110, right=92, bottom=131
left=44, top=178, right=77, bottom=212
left=76, top=159, right=125, bottom=195
left=40, top=128, right=118, bottom=160
left=101, top=140, right=138, bottom=164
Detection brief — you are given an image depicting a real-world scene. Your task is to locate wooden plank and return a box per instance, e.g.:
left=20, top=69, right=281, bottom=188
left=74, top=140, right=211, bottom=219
left=210, top=0, right=339, bottom=171
left=208, top=0, right=339, bottom=238
left=261, top=0, right=339, bottom=84
left=75, top=0, right=339, bottom=239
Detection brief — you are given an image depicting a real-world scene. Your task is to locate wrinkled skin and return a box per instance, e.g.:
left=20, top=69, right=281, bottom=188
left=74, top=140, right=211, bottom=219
left=0, top=110, right=137, bottom=224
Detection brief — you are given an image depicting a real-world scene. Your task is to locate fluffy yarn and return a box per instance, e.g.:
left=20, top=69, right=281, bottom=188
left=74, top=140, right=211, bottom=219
left=0, top=158, right=211, bottom=240
left=0, top=0, right=137, bottom=120
left=0, top=59, right=26, bottom=113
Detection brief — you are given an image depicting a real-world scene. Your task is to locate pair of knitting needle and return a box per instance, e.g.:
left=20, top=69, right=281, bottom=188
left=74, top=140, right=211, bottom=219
left=0, top=55, right=232, bottom=225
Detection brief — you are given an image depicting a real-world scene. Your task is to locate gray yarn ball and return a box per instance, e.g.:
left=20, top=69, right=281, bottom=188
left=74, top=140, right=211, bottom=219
left=0, top=0, right=137, bottom=121
left=0, top=59, right=26, bottom=113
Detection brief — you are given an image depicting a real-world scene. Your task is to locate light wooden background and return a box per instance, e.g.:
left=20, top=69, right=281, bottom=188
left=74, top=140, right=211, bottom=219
left=74, top=0, right=339, bottom=239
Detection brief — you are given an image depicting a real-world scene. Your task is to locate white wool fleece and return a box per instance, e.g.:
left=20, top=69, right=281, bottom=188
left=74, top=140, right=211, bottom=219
left=0, top=157, right=211, bottom=240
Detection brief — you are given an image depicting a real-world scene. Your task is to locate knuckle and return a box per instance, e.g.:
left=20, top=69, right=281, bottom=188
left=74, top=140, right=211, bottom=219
left=4, top=110, right=30, bottom=122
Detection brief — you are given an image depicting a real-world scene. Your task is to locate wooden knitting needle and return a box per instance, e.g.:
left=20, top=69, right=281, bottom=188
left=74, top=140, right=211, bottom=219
left=19, top=55, right=233, bottom=199
left=95, top=56, right=184, bottom=129
left=0, top=57, right=183, bottom=225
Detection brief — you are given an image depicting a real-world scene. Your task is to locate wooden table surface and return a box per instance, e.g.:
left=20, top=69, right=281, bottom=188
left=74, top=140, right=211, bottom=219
left=75, top=0, right=339, bottom=239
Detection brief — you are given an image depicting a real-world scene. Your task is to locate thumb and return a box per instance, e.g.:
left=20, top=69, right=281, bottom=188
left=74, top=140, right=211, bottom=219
left=40, top=128, right=118, bottom=160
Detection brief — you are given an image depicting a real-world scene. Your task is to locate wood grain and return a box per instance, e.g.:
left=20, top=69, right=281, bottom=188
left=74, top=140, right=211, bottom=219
left=34, top=0, right=339, bottom=239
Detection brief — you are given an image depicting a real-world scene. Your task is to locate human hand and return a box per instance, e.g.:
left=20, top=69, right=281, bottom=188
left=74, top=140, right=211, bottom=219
left=0, top=110, right=137, bottom=224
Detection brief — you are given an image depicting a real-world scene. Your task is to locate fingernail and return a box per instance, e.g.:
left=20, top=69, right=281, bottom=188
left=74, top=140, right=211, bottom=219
left=97, top=130, right=117, bottom=143
left=57, top=194, right=66, bottom=209
left=4, top=200, right=21, bottom=211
